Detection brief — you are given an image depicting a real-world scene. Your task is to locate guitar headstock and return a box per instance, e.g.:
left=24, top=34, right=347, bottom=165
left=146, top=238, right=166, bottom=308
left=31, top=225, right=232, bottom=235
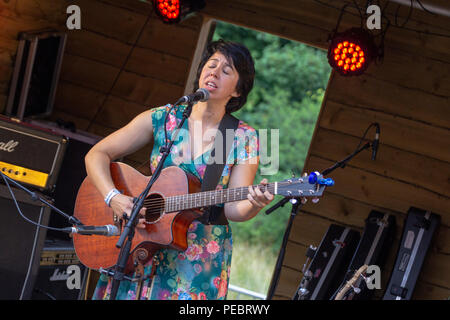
left=276, top=172, right=334, bottom=198
left=334, top=264, right=369, bottom=300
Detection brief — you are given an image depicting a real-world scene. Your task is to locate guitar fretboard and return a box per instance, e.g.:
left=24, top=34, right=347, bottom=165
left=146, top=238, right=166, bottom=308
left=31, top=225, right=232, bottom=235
left=165, top=182, right=276, bottom=212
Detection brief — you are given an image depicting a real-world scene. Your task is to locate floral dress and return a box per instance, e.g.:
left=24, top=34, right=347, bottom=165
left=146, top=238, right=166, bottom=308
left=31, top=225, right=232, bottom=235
left=92, top=104, right=259, bottom=300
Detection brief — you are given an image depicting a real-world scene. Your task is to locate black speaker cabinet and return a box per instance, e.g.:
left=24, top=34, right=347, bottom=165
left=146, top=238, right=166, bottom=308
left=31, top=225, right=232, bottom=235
left=31, top=239, right=88, bottom=300
left=5, top=29, right=66, bottom=120
left=0, top=184, right=51, bottom=299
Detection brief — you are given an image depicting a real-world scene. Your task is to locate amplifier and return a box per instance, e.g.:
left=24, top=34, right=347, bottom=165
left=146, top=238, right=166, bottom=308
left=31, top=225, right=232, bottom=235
left=31, top=239, right=88, bottom=300
left=0, top=116, right=67, bottom=192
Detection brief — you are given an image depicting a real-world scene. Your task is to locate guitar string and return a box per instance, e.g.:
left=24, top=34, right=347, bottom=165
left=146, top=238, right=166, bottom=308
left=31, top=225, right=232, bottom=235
left=140, top=184, right=278, bottom=217
left=141, top=184, right=277, bottom=212
left=128, top=179, right=316, bottom=213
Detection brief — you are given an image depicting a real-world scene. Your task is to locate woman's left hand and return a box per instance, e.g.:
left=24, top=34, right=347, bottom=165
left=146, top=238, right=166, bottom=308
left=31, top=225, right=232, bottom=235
left=247, top=178, right=275, bottom=209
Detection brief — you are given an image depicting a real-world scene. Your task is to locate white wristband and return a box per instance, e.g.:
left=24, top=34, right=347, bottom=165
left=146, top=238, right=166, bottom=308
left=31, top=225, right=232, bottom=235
left=104, top=188, right=121, bottom=207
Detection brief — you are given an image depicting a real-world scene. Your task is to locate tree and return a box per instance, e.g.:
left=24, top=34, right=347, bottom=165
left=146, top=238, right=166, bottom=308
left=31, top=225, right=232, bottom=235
left=213, top=21, right=331, bottom=253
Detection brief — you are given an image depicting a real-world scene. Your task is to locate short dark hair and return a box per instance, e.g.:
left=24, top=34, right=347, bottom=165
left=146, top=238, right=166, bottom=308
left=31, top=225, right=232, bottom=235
left=193, top=39, right=255, bottom=113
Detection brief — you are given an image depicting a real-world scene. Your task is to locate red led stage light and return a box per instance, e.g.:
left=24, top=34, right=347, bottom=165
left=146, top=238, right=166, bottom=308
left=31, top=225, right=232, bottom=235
left=328, top=28, right=377, bottom=76
left=153, top=0, right=205, bottom=24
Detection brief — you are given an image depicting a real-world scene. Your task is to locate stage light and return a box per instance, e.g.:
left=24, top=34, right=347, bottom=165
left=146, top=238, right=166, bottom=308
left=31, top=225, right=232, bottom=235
left=152, top=0, right=206, bottom=24
left=327, top=27, right=377, bottom=77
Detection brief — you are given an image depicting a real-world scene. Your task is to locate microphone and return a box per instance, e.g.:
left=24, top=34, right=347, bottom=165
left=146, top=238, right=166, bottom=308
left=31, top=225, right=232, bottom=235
left=175, top=88, right=210, bottom=105
left=371, top=123, right=380, bottom=161
left=62, top=224, right=120, bottom=236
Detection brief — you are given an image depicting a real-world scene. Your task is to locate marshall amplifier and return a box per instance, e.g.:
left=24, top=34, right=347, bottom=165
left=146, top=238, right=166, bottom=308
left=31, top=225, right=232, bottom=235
left=383, top=207, right=440, bottom=300
left=293, top=224, right=360, bottom=300
left=0, top=116, right=67, bottom=193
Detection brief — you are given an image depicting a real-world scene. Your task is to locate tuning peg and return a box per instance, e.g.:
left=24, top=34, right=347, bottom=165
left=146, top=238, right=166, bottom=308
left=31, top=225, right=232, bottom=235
left=308, top=172, right=320, bottom=184
left=318, top=178, right=335, bottom=186
left=302, top=172, right=308, bottom=178
left=352, top=286, right=361, bottom=294
left=291, top=170, right=296, bottom=178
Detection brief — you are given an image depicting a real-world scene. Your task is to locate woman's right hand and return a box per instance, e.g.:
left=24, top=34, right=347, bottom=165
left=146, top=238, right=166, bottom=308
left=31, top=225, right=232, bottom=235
left=109, top=194, right=147, bottom=229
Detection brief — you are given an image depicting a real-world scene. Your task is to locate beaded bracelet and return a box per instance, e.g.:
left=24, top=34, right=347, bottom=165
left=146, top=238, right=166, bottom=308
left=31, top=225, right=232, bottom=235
left=104, top=188, right=121, bottom=207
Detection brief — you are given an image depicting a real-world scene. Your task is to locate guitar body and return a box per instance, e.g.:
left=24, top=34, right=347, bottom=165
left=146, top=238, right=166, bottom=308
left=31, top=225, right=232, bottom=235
left=73, top=162, right=203, bottom=272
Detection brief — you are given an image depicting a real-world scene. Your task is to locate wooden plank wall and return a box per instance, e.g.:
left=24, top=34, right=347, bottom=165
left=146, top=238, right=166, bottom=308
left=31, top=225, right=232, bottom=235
left=201, top=0, right=450, bottom=299
left=0, top=0, right=448, bottom=300
left=0, top=0, right=208, bottom=174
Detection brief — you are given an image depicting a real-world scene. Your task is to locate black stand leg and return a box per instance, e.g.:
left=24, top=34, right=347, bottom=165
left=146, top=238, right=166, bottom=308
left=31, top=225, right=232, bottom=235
left=109, top=228, right=134, bottom=300
left=266, top=198, right=302, bottom=300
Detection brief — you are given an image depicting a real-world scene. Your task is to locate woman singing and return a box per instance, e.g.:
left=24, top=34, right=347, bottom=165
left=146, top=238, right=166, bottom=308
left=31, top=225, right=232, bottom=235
left=87, top=40, right=274, bottom=300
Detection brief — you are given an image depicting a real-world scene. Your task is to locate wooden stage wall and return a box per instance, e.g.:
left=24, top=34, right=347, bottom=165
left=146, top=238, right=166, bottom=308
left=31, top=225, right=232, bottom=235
left=0, top=0, right=448, bottom=299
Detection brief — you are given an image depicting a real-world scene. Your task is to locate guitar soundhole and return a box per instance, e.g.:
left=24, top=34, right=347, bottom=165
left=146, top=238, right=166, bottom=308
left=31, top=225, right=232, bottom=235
left=144, top=193, right=165, bottom=224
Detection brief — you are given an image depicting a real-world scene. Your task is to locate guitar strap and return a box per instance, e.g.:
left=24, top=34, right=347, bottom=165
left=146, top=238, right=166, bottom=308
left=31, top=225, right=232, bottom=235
left=197, top=113, right=240, bottom=225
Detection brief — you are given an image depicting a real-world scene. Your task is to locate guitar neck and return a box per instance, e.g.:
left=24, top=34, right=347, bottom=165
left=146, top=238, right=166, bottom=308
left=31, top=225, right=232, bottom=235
left=165, top=182, right=277, bottom=212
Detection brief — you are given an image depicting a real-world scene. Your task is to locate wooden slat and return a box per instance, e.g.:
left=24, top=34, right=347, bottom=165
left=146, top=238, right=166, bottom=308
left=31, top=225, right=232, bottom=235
left=273, top=266, right=304, bottom=299
left=92, top=95, right=148, bottom=129
left=0, top=93, right=8, bottom=114
left=86, top=122, right=116, bottom=138
left=305, top=156, right=450, bottom=226
left=310, top=128, right=450, bottom=198
left=0, top=0, right=67, bottom=26
left=319, top=101, right=450, bottom=163
left=413, top=281, right=450, bottom=300
left=111, top=70, right=184, bottom=106
left=327, top=75, right=450, bottom=130
left=363, top=46, right=450, bottom=99
left=75, top=0, right=147, bottom=44
left=64, top=29, right=132, bottom=68
left=125, top=47, right=190, bottom=86
left=60, top=53, right=121, bottom=94
left=96, top=0, right=153, bottom=14
left=137, top=16, right=201, bottom=60
left=54, top=81, right=106, bottom=121
left=47, top=109, right=92, bottom=131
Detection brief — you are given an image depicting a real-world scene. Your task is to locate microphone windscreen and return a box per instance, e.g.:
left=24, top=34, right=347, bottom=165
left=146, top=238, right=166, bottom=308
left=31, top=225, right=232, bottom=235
left=197, top=88, right=210, bottom=102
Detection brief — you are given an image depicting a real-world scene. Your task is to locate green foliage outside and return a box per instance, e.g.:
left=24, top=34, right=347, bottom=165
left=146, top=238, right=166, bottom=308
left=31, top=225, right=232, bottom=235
left=213, top=22, right=331, bottom=253
left=212, top=22, right=332, bottom=298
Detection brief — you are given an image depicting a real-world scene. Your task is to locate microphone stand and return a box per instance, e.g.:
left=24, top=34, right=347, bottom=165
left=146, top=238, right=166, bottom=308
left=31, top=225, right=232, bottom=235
left=266, top=140, right=373, bottom=300
left=0, top=170, right=83, bottom=226
left=108, top=102, right=193, bottom=300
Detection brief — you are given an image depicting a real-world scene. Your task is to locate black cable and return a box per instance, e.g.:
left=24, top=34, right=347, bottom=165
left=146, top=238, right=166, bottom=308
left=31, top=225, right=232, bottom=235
left=355, top=122, right=378, bottom=151
left=394, top=0, right=413, bottom=28
left=0, top=173, right=69, bottom=233
left=351, top=0, right=364, bottom=28
left=415, top=0, right=436, bottom=15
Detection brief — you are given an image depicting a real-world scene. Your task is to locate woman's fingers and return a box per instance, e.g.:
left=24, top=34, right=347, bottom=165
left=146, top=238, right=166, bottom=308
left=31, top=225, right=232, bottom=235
left=247, top=179, right=275, bottom=208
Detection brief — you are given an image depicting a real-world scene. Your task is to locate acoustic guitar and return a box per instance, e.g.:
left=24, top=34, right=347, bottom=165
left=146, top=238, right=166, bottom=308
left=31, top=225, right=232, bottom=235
left=72, top=162, right=333, bottom=272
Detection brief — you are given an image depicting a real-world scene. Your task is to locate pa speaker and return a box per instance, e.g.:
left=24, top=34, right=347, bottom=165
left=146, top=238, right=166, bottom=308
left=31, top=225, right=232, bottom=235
left=0, top=183, right=51, bottom=299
